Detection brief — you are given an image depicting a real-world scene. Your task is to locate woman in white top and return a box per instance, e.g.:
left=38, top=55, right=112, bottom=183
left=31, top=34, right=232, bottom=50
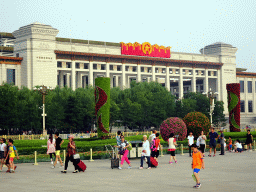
left=168, top=133, right=178, bottom=164
left=140, top=135, right=151, bottom=169
left=199, top=131, right=206, bottom=157
left=187, top=132, right=194, bottom=157
left=47, top=134, right=56, bottom=164
left=0, top=138, right=7, bottom=171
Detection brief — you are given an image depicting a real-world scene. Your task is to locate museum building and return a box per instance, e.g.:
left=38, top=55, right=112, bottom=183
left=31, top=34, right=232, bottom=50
left=0, top=22, right=255, bottom=127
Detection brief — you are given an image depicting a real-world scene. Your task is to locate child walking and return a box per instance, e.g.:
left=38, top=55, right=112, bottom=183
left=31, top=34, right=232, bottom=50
left=7, top=139, right=19, bottom=173
left=228, top=136, right=232, bottom=152
left=191, top=144, right=205, bottom=189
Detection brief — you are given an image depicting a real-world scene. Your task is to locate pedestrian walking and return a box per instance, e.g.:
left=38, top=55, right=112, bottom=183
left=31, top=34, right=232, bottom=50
left=6, top=139, right=19, bottom=173
left=151, top=133, right=161, bottom=162
left=0, top=138, right=7, bottom=171
left=61, top=135, right=79, bottom=173
left=115, top=136, right=132, bottom=170
left=187, top=132, right=194, bottom=157
left=219, top=128, right=225, bottom=155
left=246, top=129, right=253, bottom=151
left=139, top=135, right=151, bottom=169
left=191, top=144, right=205, bottom=189
left=52, top=132, right=64, bottom=169
left=168, top=133, right=178, bottom=164
left=4, top=139, right=10, bottom=172
left=148, top=130, right=156, bottom=145
left=198, top=131, right=206, bottom=157
left=47, top=134, right=56, bottom=164
left=208, top=128, right=218, bottom=157
left=116, top=131, right=122, bottom=159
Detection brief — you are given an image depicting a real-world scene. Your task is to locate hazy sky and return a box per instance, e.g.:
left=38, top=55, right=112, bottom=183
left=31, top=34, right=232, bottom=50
left=1, top=0, right=255, bottom=71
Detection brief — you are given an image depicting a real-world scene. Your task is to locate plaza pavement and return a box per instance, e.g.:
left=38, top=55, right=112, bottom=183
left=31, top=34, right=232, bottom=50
left=1, top=151, right=256, bottom=192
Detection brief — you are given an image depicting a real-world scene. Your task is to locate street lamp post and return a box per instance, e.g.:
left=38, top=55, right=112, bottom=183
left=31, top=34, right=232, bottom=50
left=34, top=85, right=53, bottom=136
left=203, top=88, right=218, bottom=126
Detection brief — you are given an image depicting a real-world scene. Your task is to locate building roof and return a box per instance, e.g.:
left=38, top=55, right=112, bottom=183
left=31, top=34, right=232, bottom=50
left=236, top=71, right=256, bottom=77
left=0, top=32, right=15, bottom=39
left=0, top=56, right=23, bottom=65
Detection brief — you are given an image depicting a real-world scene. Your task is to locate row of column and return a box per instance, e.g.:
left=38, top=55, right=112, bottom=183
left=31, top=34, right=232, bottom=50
left=57, top=62, right=221, bottom=100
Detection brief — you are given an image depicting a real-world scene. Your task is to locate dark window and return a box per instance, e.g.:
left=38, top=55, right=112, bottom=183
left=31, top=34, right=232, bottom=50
left=141, top=67, right=144, bottom=72
left=133, top=66, right=136, bottom=72
left=117, top=66, right=121, bottom=71
left=66, top=62, right=71, bottom=68
left=16, top=53, right=19, bottom=57
left=7, top=69, right=15, bottom=84
left=155, top=68, right=159, bottom=73
left=248, top=81, right=252, bottom=93
left=148, top=67, right=152, bottom=73
left=200, top=85, right=204, bottom=91
left=93, top=64, right=97, bottom=70
left=110, top=65, right=113, bottom=70
left=248, top=101, right=253, bottom=112
left=84, top=63, right=88, bottom=69
left=240, top=81, right=244, bottom=93
left=240, top=100, right=245, bottom=112
left=101, top=64, right=105, bottom=70
left=214, top=71, right=217, bottom=76
left=76, top=63, right=80, bottom=69
left=57, top=62, right=62, bottom=68
left=125, top=66, right=129, bottom=71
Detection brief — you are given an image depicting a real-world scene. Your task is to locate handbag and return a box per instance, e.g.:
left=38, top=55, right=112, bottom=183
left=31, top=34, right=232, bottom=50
left=73, top=154, right=80, bottom=159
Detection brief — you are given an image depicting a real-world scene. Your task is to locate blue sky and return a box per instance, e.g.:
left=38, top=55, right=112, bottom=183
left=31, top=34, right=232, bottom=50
left=1, top=0, right=255, bottom=71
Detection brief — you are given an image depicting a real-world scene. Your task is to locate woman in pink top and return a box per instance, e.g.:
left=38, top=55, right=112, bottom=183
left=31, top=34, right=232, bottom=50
left=47, top=134, right=56, bottom=164
left=168, top=133, right=178, bottom=164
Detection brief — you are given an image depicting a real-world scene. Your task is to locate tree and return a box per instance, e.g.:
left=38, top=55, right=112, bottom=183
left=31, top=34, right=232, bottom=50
left=212, top=101, right=227, bottom=128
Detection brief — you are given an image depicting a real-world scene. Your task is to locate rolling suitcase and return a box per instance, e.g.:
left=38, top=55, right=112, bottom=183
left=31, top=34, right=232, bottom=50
left=146, top=156, right=158, bottom=168
left=105, top=145, right=119, bottom=169
left=77, top=160, right=87, bottom=172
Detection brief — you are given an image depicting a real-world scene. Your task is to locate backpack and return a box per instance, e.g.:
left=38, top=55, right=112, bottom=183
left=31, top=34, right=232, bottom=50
left=127, top=141, right=132, bottom=151
left=150, top=138, right=157, bottom=151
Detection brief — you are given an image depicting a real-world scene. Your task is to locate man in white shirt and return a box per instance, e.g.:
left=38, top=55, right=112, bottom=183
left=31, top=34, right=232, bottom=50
left=187, top=132, right=194, bottom=157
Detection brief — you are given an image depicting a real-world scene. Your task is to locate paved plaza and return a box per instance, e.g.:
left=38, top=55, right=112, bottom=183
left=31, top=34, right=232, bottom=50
left=1, top=151, right=256, bottom=192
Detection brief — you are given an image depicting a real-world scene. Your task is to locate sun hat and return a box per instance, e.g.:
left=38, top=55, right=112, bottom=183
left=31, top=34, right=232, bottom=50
left=68, top=135, right=74, bottom=139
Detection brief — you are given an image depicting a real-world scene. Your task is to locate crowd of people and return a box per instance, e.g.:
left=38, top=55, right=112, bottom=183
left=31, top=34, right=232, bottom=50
left=0, top=128, right=254, bottom=188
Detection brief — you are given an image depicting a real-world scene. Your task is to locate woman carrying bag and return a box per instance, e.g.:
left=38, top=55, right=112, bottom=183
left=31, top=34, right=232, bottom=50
left=61, top=135, right=80, bottom=173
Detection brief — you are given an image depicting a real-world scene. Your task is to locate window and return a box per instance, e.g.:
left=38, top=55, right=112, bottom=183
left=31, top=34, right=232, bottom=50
left=214, top=71, right=217, bottom=76
left=93, top=64, right=97, bottom=70
left=110, top=65, right=113, bottom=70
left=101, top=64, right=105, bottom=70
left=162, top=69, right=166, bottom=73
left=208, top=71, right=211, bottom=76
left=57, top=62, right=62, bottom=68
left=7, top=69, right=15, bottom=85
left=176, top=69, right=179, bottom=74
left=84, top=63, right=88, bottom=69
left=76, top=63, right=80, bottom=69
left=125, top=66, right=129, bottom=71
left=201, top=71, right=204, bottom=75
left=248, top=101, right=253, bottom=112
left=195, top=70, right=198, bottom=75
left=200, top=85, right=204, bottom=91
left=155, top=68, right=159, bottom=73
left=240, top=100, right=245, bottom=112
left=189, top=70, right=192, bottom=75
left=141, top=67, right=144, bottom=72
left=240, top=81, right=244, bottom=93
left=133, top=66, right=136, bottom=72
left=16, top=53, right=19, bottom=57
left=148, top=67, right=152, bottom=73
left=182, top=69, right=186, bottom=75
left=117, top=66, right=121, bottom=71
left=169, top=69, right=173, bottom=74
left=248, top=81, right=252, bottom=93
left=66, top=62, right=71, bottom=68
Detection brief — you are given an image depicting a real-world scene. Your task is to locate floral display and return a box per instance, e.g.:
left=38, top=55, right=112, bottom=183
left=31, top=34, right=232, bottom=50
left=160, top=117, right=187, bottom=141
left=95, top=77, right=111, bottom=138
left=183, top=112, right=211, bottom=138
left=226, top=83, right=240, bottom=132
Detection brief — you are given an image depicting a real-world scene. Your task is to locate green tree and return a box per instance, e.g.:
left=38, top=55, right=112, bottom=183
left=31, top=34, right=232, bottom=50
left=212, top=101, right=227, bottom=128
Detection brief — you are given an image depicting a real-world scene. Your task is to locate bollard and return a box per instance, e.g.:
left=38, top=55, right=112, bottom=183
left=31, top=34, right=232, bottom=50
left=180, top=144, right=184, bottom=156
left=19, top=134, right=20, bottom=140
left=63, top=150, right=66, bottom=164
left=89, top=148, right=94, bottom=162
left=160, top=145, right=164, bottom=157
left=254, top=140, right=256, bottom=151
left=34, top=151, right=38, bottom=165
left=137, top=131, right=138, bottom=136
left=32, top=134, right=34, bottom=140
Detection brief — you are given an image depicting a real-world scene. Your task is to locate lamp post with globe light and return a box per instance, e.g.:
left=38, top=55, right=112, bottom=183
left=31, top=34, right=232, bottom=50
left=33, top=85, right=53, bottom=136
left=203, top=88, right=218, bottom=127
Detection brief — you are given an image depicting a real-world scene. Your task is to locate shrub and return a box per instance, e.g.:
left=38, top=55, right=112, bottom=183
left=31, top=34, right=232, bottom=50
left=183, top=111, right=211, bottom=139
left=160, top=117, right=187, bottom=141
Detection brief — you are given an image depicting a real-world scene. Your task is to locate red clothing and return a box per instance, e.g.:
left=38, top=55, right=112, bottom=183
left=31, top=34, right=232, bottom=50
left=155, top=138, right=160, bottom=149
left=67, top=141, right=76, bottom=156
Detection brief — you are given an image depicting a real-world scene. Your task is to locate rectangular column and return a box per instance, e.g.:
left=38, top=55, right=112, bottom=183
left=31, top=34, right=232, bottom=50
left=1, top=64, right=6, bottom=83
left=245, top=79, right=248, bottom=113
left=165, top=67, right=170, bottom=91
left=192, top=68, right=196, bottom=92
left=137, top=65, right=141, bottom=83
left=77, top=72, right=83, bottom=88
left=115, top=76, right=119, bottom=87
left=59, top=71, right=64, bottom=88
left=152, top=66, right=156, bottom=81
left=71, top=61, right=76, bottom=90
left=217, top=70, right=221, bottom=101
left=253, top=79, right=256, bottom=115
left=204, top=68, right=208, bottom=93
left=66, top=73, right=70, bottom=88
left=121, top=64, right=126, bottom=89
left=89, top=62, right=93, bottom=86
left=179, top=68, right=183, bottom=99
left=105, top=63, right=110, bottom=77
left=147, top=77, right=150, bottom=82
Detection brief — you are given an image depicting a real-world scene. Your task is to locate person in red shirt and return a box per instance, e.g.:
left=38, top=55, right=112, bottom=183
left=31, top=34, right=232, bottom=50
left=191, top=144, right=205, bottom=189
left=151, top=133, right=162, bottom=162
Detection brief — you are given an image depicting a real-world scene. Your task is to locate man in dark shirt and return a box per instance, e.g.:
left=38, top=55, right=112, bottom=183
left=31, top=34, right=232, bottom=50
left=219, top=128, right=225, bottom=155
left=208, top=128, right=219, bottom=157
left=52, top=132, right=64, bottom=169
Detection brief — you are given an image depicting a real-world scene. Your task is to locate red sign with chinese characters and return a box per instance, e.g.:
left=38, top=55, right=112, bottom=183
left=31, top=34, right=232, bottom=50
left=120, top=42, right=171, bottom=58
